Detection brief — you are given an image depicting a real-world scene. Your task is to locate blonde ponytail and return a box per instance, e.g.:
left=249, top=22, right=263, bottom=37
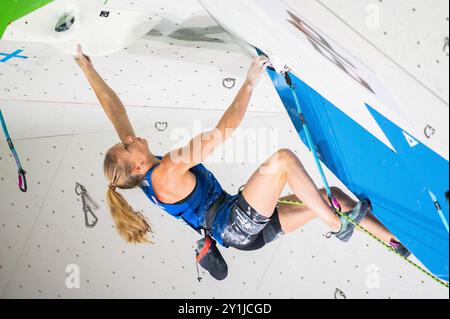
left=106, top=187, right=152, bottom=244
left=104, top=148, right=153, bottom=244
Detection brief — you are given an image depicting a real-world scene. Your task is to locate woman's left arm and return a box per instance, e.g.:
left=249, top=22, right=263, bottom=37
left=75, top=45, right=136, bottom=143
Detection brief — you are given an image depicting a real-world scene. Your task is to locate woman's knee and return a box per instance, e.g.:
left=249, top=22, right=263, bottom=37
left=260, top=149, right=302, bottom=175
left=276, top=149, right=302, bottom=170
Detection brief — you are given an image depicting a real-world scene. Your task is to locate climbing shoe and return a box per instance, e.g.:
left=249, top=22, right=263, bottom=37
left=333, top=199, right=371, bottom=242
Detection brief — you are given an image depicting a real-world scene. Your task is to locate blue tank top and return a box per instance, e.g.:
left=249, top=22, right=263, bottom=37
left=140, top=158, right=236, bottom=246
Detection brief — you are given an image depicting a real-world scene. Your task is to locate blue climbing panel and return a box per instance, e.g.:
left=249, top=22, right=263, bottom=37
left=266, top=68, right=449, bottom=281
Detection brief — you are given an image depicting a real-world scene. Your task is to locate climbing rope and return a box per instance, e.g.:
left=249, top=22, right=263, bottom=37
left=279, top=71, right=449, bottom=289
left=285, top=72, right=341, bottom=213
left=278, top=198, right=449, bottom=289
left=0, top=109, right=27, bottom=192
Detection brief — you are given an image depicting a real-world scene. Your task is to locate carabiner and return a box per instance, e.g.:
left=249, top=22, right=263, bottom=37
left=83, top=205, right=99, bottom=228
left=75, top=183, right=99, bottom=228
left=330, top=195, right=342, bottom=213
left=18, top=169, right=27, bottom=193
left=75, top=183, right=86, bottom=196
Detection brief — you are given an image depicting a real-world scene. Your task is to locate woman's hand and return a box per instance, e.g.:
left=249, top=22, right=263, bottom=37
left=245, top=56, right=272, bottom=89
left=74, top=44, right=93, bottom=71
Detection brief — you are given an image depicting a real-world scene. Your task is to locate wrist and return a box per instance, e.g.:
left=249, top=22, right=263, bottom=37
left=242, top=81, right=255, bottom=92
left=81, top=65, right=95, bottom=75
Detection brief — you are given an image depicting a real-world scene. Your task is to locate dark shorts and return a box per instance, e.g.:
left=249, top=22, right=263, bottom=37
left=221, top=195, right=284, bottom=251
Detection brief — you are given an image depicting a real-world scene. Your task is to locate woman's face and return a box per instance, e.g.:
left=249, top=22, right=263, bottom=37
left=110, top=136, right=151, bottom=176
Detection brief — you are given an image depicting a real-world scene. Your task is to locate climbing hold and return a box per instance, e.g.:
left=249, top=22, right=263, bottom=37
left=55, top=13, right=75, bottom=33
left=222, top=78, right=236, bottom=89
left=444, top=37, right=449, bottom=56
left=334, top=288, right=346, bottom=299
left=424, top=125, right=435, bottom=139
left=155, top=122, right=168, bottom=132
left=100, top=11, right=110, bottom=18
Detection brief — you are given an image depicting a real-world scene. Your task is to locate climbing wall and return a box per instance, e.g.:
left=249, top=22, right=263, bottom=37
left=311, top=0, right=449, bottom=102
left=0, top=0, right=448, bottom=299
left=284, top=0, right=449, bottom=154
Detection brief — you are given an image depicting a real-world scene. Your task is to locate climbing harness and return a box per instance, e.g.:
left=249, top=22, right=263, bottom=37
left=278, top=71, right=449, bottom=289
left=0, top=109, right=27, bottom=192
left=75, top=183, right=99, bottom=228
left=194, top=193, right=229, bottom=282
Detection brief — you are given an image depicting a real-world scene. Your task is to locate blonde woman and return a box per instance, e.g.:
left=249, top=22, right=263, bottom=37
left=75, top=45, right=410, bottom=256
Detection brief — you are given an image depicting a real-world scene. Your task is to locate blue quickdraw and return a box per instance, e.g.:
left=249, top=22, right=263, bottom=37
left=284, top=72, right=341, bottom=213
left=0, top=109, right=27, bottom=192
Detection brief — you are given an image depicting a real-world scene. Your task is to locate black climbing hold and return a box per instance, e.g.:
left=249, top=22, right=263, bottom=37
left=100, top=11, right=110, bottom=18
left=55, top=14, right=75, bottom=32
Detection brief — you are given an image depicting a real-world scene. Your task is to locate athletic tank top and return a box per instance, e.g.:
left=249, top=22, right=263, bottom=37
left=140, top=157, right=228, bottom=238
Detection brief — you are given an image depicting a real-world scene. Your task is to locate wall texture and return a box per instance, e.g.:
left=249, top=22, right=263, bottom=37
left=0, top=0, right=448, bottom=298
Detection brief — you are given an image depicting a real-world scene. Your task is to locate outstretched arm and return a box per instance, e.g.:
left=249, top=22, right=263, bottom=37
left=75, top=45, right=135, bottom=143
left=167, top=56, right=271, bottom=171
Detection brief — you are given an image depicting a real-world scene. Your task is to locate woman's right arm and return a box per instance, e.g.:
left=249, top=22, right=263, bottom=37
left=163, top=56, right=270, bottom=175
left=75, top=45, right=136, bottom=143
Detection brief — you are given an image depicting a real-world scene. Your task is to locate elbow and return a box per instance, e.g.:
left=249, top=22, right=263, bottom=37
left=216, top=118, right=238, bottom=133
left=214, top=124, right=233, bottom=143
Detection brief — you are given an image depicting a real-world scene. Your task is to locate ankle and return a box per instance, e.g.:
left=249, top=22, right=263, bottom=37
left=329, top=216, right=342, bottom=233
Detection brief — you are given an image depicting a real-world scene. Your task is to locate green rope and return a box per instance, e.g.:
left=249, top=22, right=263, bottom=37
left=278, top=199, right=450, bottom=289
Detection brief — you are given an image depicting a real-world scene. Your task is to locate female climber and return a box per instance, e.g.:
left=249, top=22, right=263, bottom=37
left=74, top=45, right=410, bottom=256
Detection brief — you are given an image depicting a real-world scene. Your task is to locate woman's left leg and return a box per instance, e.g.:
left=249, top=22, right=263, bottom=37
left=278, top=188, right=399, bottom=244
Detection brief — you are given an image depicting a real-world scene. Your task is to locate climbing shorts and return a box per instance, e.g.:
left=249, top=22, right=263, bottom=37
left=221, top=194, right=284, bottom=251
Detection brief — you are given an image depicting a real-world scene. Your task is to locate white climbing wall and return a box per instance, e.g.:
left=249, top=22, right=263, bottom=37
left=310, top=0, right=449, bottom=102
left=0, top=0, right=448, bottom=299
left=287, top=0, right=449, bottom=154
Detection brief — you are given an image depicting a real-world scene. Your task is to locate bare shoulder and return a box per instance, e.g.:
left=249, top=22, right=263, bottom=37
left=151, top=153, right=192, bottom=186
left=150, top=153, right=196, bottom=203
left=155, top=152, right=190, bottom=174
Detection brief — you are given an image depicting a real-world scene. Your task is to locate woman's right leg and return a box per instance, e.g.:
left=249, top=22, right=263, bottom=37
left=278, top=188, right=400, bottom=244
left=242, top=149, right=341, bottom=232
